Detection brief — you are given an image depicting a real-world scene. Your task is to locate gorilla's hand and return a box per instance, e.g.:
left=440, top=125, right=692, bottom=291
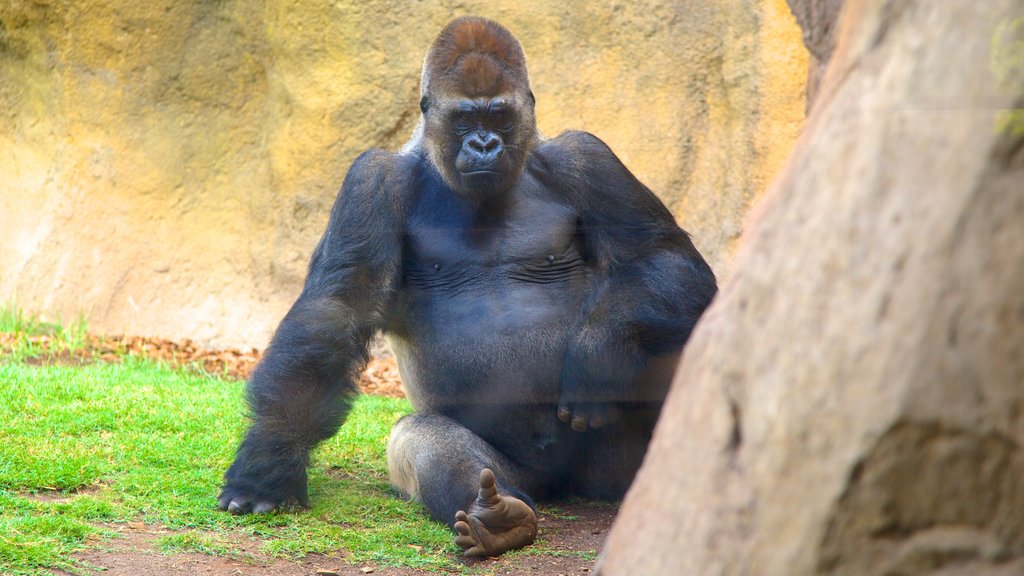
left=218, top=425, right=311, bottom=515
left=556, top=401, right=622, bottom=432
left=557, top=337, right=633, bottom=432
left=217, top=478, right=308, bottom=515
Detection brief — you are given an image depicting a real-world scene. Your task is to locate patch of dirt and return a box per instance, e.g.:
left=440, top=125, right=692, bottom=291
left=57, top=502, right=615, bottom=576
left=54, top=524, right=394, bottom=576
left=21, top=483, right=106, bottom=503
left=0, top=332, right=406, bottom=398
left=358, top=355, right=404, bottom=397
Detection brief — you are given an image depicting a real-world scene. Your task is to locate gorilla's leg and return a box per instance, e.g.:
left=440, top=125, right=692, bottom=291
left=387, top=413, right=538, bottom=557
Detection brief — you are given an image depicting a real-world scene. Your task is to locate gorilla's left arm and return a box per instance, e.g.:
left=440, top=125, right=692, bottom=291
left=547, top=131, right=717, bottom=431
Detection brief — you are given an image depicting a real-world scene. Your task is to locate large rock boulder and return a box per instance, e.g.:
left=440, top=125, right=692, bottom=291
left=597, top=0, right=1024, bottom=574
left=0, top=0, right=806, bottom=347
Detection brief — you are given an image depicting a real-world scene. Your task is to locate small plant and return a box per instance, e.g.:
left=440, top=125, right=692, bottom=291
left=0, top=303, right=91, bottom=362
left=0, top=303, right=45, bottom=335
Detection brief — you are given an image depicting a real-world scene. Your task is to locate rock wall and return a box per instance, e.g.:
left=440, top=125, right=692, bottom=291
left=0, top=0, right=806, bottom=347
left=597, top=0, right=1024, bottom=575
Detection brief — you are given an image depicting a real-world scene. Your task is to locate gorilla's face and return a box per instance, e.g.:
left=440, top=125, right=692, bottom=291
left=420, top=61, right=538, bottom=205
left=451, top=97, right=515, bottom=189
left=423, top=89, right=536, bottom=204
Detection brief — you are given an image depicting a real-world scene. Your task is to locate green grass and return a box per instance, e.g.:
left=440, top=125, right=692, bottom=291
left=0, top=358, right=457, bottom=575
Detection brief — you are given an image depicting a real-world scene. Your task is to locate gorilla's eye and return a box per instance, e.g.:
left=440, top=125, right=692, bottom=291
left=491, top=111, right=514, bottom=133
left=452, top=113, right=475, bottom=134
left=419, top=96, right=430, bottom=114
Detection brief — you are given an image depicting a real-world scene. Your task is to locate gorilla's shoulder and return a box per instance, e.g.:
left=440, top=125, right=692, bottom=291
left=341, top=148, right=422, bottom=199
left=528, top=131, right=625, bottom=192
left=348, top=148, right=417, bottom=178
left=541, top=131, right=617, bottom=160
left=532, top=131, right=619, bottom=172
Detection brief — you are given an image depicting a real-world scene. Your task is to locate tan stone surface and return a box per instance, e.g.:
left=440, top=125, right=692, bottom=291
left=597, top=0, right=1024, bottom=574
left=0, top=0, right=806, bottom=347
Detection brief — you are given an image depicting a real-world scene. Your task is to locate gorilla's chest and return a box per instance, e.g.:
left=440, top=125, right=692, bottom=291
left=402, top=193, right=582, bottom=272
left=390, top=189, right=589, bottom=405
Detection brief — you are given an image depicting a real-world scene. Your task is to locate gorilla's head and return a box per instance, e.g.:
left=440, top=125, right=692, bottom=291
left=418, top=17, right=539, bottom=204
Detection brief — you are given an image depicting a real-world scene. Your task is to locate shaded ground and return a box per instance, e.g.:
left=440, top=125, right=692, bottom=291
left=53, top=504, right=614, bottom=576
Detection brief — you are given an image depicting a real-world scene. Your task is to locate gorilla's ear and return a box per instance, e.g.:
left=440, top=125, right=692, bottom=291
left=420, top=96, right=430, bottom=114
left=528, top=91, right=536, bottom=105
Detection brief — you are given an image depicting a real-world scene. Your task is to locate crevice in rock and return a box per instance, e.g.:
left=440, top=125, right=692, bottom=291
left=726, top=397, right=743, bottom=454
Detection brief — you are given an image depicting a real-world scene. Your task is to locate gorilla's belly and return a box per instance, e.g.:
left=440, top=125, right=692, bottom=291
left=390, top=279, right=581, bottom=463
left=389, top=276, right=582, bottom=410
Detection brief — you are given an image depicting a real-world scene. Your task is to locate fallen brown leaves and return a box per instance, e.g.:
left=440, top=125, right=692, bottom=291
left=0, top=333, right=406, bottom=398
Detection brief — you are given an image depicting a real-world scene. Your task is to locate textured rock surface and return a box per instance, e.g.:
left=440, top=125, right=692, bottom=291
left=597, top=0, right=1024, bottom=575
left=0, top=0, right=806, bottom=347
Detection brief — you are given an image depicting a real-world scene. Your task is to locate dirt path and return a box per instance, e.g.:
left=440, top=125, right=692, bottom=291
left=56, top=503, right=614, bottom=576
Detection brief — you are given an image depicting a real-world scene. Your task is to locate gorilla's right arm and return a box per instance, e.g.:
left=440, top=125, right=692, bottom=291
left=219, top=150, right=406, bottom=514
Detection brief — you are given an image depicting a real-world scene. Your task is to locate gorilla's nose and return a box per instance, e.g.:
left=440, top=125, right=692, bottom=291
left=468, top=133, right=501, bottom=153
left=458, top=132, right=505, bottom=175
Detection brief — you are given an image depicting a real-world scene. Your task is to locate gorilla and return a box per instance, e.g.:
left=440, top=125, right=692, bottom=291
left=218, top=17, right=717, bottom=557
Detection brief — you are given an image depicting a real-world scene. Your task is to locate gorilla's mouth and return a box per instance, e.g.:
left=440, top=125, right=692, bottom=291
left=458, top=169, right=506, bottom=195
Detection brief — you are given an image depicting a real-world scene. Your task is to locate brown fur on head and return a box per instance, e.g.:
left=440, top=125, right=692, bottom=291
left=421, top=16, right=531, bottom=98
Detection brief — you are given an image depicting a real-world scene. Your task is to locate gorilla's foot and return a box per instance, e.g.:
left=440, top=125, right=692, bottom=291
left=453, top=468, right=538, bottom=557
